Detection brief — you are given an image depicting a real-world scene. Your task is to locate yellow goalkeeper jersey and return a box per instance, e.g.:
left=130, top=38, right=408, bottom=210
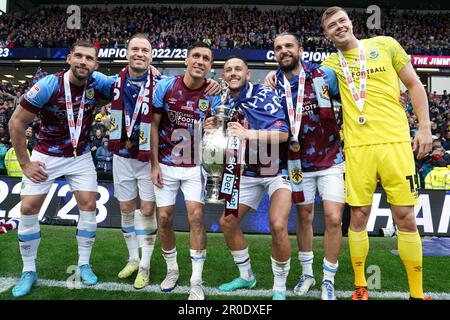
left=322, top=36, right=411, bottom=148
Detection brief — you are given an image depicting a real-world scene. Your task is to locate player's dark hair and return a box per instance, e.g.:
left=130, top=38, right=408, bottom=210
left=225, top=55, right=248, bottom=67
left=71, top=40, right=98, bottom=57
left=274, top=32, right=303, bottom=47
left=187, top=41, right=213, bottom=60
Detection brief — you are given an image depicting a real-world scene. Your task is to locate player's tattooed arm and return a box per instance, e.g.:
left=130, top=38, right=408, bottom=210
left=9, top=105, right=48, bottom=183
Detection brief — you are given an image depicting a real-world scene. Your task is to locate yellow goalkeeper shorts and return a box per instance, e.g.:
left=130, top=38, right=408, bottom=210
left=344, top=142, right=419, bottom=206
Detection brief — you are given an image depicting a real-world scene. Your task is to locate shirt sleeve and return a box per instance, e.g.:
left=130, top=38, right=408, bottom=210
left=20, top=74, right=58, bottom=113
left=91, top=71, right=117, bottom=99
left=385, top=36, right=411, bottom=73
left=320, top=66, right=339, bottom=96
left=153, top=76, right=176, bottom=112
left=320, top=53, right=339, bottom=72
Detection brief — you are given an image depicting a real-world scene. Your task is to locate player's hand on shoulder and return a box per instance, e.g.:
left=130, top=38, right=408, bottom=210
left=149, top=65, right=161, bottom=77
left=23, top=161, right=48, bottom=183
left=205, top=79, right=221, bottom=96
left=264, top=71, right=277, bottom=89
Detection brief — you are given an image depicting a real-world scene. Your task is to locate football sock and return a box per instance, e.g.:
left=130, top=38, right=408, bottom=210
left=299, top=251, right=314, bottom=277
left=231, top=247, right=255, bottom=281
left=76, top=210, right=97, bottom=266
left=397, top=230, right=424, bottom=299
left=18, top=214, right=40, bottom=273
left=348, top=228, right=369, bottom=287
left=121, top=211, right=139, bottom=262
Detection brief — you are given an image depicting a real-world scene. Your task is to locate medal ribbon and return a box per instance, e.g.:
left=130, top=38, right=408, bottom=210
left=337, top=41, right=367, bottom=114
left=64, top=71, right=87, bottom=154
left=283, top=65, right=306, bottom=142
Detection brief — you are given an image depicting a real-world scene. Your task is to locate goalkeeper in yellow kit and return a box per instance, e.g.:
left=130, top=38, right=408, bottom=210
left=321, top=6, right=432, bottom=300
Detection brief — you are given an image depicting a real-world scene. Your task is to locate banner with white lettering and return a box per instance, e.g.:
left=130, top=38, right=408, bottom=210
left=1, top=177, right=448, bottom=236
left=1, top=48, right=448, bottom=68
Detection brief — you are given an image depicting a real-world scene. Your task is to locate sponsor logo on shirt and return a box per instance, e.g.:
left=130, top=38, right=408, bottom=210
left=181, top=100, right=195, bottom=111
left=26, top=85, right=40, bottom=99
left=168, top=110, right=195, bottom=127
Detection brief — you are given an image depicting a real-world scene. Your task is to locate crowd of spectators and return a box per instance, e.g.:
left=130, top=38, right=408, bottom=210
left=1, top=78, right=449, bottom=187
left=0, top=6, right=448, bottom=55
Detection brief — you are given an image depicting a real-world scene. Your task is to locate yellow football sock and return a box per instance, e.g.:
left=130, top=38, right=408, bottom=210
left=348, top=228, right=369, bottom=287
left=397, top=230, right=424, bottom=299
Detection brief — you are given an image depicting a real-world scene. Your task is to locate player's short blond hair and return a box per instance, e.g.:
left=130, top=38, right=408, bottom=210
left=321, top=6, right=349, bottom=29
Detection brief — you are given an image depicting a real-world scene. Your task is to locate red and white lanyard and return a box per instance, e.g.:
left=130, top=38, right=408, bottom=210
left=64, top=71, right=87, bottom=155
left=337, top=41, right=367, bottom=114
left=283, top=66, right=306, bottom=142
left=124, top=73, right=151, bottom=138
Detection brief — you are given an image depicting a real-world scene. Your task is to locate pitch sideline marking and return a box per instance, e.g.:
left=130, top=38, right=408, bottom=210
left=1, top=277, right=449, bottom=300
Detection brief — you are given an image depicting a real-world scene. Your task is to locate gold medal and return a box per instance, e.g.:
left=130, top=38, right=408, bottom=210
left=357, top=114, right=367, bottom=125
left=290, top=141, right=300, bottom=153
left=125, top=139, right=132, bottom=149
left=73, top=149, right=77, bottom=157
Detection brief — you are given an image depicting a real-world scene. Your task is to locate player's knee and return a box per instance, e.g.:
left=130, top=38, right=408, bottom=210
left=189, top=217, right=204, bottom=233
left=299, top=212, right=314, bottom=225
left=325, top=214, right=342, bottom=230
left=219, top=215, right=238, bottom=232
left=158, top=212, right=173, bottom=230
left=20, top=202, right=41, bottom=215
left=395, top=212, right=417, bottom=232
left=270, top=218, right=287, bottom=236
left=297, top=206, right=314, bottom=224
left=140, top=205, right=155, bottom=217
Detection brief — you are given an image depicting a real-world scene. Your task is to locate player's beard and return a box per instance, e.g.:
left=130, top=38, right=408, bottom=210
left=279, top=54, right=299, bottom=73
left=71, top=66, right=92, bottom=81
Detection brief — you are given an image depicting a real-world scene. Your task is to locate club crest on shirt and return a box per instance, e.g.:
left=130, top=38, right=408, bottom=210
left=86, top=88, right=95, bottom=100
left=199, top=99, right=209, bottom=111
left=368, top=49, right=380, bottom=60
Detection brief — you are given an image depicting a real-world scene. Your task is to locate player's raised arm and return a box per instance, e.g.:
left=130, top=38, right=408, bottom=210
left=9, top=104, right=48, bottom=183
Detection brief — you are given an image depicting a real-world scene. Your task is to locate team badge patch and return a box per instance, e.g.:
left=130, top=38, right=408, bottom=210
left=289, top=168, right=303, bottom=184
left=199, top=99, right=209, bottom=112
left=368, top=49, right=380, bottom=60
left=86, top=88, right=95, bottom=100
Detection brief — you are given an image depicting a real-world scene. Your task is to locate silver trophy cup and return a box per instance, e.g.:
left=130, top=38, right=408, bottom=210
left=202, top=81, right=231, bottom=203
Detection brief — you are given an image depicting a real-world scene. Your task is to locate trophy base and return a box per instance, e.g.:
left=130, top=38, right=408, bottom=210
left=204, top=178, right=224, bottom=203
left=205, top=198, right=225, bottom=204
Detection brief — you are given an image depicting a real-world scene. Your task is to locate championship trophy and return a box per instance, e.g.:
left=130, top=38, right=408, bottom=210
left=202, top=80, right=231, bottom=203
